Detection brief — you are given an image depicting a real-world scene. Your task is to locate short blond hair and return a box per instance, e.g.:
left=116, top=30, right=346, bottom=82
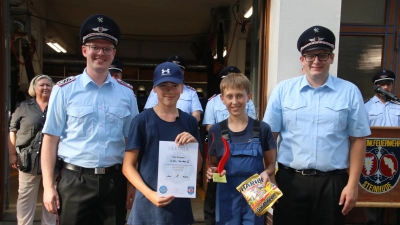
left=220, top=73, right=251, bottom=94
left=28, top=75, right=53, bottom=97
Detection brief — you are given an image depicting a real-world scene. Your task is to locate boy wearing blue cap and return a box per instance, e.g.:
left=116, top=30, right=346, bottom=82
left=123, top=62, right=203, bottom=225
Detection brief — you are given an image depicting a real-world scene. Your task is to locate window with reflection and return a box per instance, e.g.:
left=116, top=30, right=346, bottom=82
left=337, top=36, right=383, bottom=100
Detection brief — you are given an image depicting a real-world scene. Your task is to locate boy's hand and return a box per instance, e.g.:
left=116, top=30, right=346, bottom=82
left=175, top=132, right=197, bottom=146
left=148, top=191, right=174, bottom=207
left=206, top=167, right=226, bottom=181
left=260, top=170, right=271, bottom=187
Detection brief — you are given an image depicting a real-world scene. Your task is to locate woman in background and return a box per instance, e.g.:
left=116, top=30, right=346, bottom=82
left=8, top=74, right=56, bottom=225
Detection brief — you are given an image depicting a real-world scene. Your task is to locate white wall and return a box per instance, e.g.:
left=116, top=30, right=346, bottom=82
left=267, top=0, right=342, bottom=97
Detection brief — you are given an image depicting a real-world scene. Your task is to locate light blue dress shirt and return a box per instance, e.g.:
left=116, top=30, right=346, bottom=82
left=364, top=95, right=400, bottom=126
left=202, top=94, right=257, bottom=125
left=144, top=85, right=203, bottom=114
left=263, top=75, right=371, bottom=171
left=43, top=70, right=139, bottom=168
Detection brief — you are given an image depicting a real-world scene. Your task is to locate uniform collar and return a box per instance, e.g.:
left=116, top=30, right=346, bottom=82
left=372, top=95, right=389, bottom=105
left=299, top=75, right=335, bottom=91
left=82, top=68, right=115, bottom=88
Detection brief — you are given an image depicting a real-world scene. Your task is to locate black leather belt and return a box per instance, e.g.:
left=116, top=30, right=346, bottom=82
left=278, top=163, right=347, bottom=176
left=63, top=162, right=121, bottom=175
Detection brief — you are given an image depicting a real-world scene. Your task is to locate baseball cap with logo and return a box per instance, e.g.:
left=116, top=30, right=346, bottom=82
left=153, top=62, right=184, bottom=87
left=372, top=69, right=396, bottom=84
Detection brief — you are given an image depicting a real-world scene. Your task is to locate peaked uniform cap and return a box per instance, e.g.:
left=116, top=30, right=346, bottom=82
left=167, top=55, right=187, bottom=70
left=372, top=69, right=396, bottom=84
left=109, top=58, right=124, bottom=72
left=219, top=66, right=241, bottom=78
left=297, top=25, right=335, bottom=53
left=80, top=14, right=121, bottom=46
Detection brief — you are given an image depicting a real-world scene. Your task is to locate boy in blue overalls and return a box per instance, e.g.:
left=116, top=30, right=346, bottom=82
left=206, top=73, right=277, bottom=225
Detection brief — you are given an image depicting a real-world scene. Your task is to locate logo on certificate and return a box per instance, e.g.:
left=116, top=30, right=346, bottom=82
left=159, top=185, right=168, bottom=194
left=187, top=186, right=195, bottom=195
left=360, top=139, right=400, bottom=194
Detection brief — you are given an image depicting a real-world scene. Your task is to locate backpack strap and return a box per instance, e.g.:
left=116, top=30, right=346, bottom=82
left=252, top=119, right=260, bottom=138
left=220, top=119, right=230, bottom=140
left=220, top=118, right=261, bottom=140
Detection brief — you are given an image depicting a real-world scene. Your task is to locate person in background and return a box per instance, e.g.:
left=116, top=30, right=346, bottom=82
left=123, top=62, right=202, bottom=224
left=202, top=66, right=256, bottom=225
left=364, top=69, right=400, bottom=225
left=109, top=58, right=124, bottom=80
left=263, top=25, right=371, bottom=225
left=8, top=74, right=56, bottom=225
left=144, top=55, right=203, bottom=122
left=41, top=14, right=139, bottom=225
left=136, top=85, right=148, bottom=112
left=202, top=66, right=257, bottom=132
left=108, top=58, right=136, bottom=225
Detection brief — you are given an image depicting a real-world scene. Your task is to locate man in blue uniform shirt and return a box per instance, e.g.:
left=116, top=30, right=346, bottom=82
left=364, top=69, right=400, bottom=225
left=41, top=14, right=139, bottom=225
left=263, top=25, right=371, bottom=225
left=202, top=66, right=257, bottom=225
left=144, top=55, right=203, bottom=121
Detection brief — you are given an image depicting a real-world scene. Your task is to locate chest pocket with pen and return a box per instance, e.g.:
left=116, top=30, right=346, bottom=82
left=220, top=119, right=264, bottom=177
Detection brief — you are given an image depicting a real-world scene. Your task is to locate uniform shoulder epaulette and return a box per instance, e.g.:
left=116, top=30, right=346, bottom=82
left=364, top=98, right=371, bottom=104
left=208, top=94, right=217, bottom=101
left=116, top=79, right=133, bottom=90
left=186, top=85, right=196, bottom=92
left=56, top=76, right=76, bottom=87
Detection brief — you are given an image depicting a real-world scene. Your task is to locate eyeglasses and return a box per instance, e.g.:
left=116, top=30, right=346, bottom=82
left=302, top=53, right=331, bottom=62
left=84, top=45, right=115, bottom=56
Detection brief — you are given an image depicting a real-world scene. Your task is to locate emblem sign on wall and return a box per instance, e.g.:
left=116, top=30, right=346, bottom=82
left=360, top=138, right=400, bottom=194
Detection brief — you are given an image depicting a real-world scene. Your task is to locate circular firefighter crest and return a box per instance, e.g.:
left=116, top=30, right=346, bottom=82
left=360, top=146, right=400, bottom=194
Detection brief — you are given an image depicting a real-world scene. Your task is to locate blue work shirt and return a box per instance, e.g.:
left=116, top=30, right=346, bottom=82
left=144, top=85, right=203, bottom=114
left=202, top=94, right=257, bottom=126
left=364, top=95, right=400, bottom=126
left=263, top=75, right=371, bottom=171
left=42, top=70, right=139, bottom=168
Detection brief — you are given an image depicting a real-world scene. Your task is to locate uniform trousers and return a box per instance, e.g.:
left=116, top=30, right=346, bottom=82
left=17, top=168, right=57, bottom=225
left=273, top=166, right=348, bottom=225
left=203, top=181, right=217, bottom=225
left=113, top=169, right=127, bottom=225
left=57, top=167, right=117, bottom=225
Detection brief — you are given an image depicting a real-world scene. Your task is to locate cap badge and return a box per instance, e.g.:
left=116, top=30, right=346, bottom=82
left=309, top=37, right=324, bottom=42
left=314, top=28, right=319, bottom=33
left=97, top=17, right=103, bottom=23
left=92, top=27, right=108, bottom=33
left=161, top=69, right=171, bottom=76
left=383, top=70, right=386, bottom=73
